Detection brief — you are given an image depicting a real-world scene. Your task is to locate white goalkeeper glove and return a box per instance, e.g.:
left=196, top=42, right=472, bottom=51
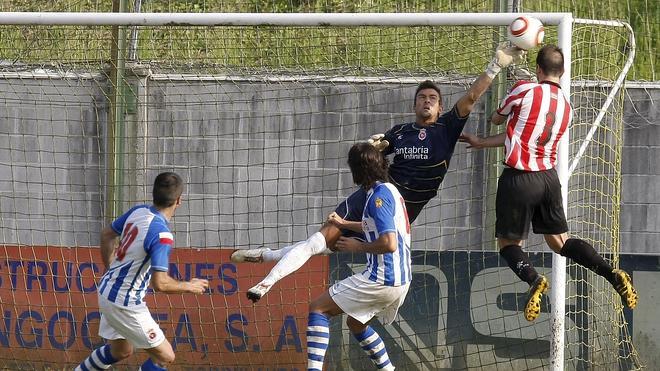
left=366, top=133, right=390, bottom=152
left=485, top=43, right=527, bottom=79
left=510, top=65, right=538, bottom=82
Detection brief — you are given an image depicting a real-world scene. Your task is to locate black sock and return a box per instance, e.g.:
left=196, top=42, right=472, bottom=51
left=499, top=245, right=539, bottom=285
left=559, top=238, right=616, bottom=284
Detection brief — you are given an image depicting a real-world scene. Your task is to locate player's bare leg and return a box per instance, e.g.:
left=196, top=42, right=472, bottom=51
left=142, top=339, right=175, bottom=370
left=246, top=223, right=342, bottom=303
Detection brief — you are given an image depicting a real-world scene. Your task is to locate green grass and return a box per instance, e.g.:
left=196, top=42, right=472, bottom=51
left=0, top=0, right=655, bottom=81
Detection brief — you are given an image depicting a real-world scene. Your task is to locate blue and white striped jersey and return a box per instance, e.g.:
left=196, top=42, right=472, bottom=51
left=98, top=205, right=173, bottom=307
left=361, top=182, right=412, bottom=286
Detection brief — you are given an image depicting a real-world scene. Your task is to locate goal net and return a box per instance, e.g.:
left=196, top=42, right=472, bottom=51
left=0, top=13, right=642, bottom=370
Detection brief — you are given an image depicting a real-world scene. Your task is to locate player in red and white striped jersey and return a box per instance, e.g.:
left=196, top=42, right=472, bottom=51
left=460, top=45, right=637, bottom=322
left=497, top=78, right=572, bottom=172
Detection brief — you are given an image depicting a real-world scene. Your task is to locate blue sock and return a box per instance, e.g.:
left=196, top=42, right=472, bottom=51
left=354, top=326, right=394, bottom=370
left=306, top=312, right=330, bottom=371
left=140, top=358, right=167, bottom=371
left=75, top=344, right=119, bottom=371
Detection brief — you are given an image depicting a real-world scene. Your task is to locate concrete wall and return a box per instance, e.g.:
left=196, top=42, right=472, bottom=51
left=621, top=87, right=660, bottom=254
left=144, top=79, right=491, bottom=252
left=0, top=76, right=656, bottom=252
left=0, top=76, right=494, bottom=252
left=0, top=77, right=106, bottom=248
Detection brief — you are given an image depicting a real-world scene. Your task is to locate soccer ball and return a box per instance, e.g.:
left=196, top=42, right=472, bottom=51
left=507, top=16, right=545, bottom=50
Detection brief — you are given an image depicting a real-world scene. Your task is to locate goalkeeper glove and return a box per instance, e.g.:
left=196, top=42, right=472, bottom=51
left=485, top=43, right=526, bottom=79
left=510, top=65, right=538, bottom=82
left=367, top=133, right=390, bottom=152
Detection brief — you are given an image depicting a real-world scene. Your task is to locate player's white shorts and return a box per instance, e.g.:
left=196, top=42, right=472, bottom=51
left=330, top=273, right=409, bottom=325
left=98, top=294, right=165, bottom=349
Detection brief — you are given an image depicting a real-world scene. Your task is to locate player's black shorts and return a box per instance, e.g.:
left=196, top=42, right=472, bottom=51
left=495, top=167, right=568, bottom=240
left=334, top=188, right=368, bottom=240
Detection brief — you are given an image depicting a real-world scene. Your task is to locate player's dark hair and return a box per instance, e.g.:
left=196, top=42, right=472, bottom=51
left=347, top=143, right=389, bottom=190
left=153, top=172, right=183, bottom=208
left=414, top=80, right=442, bottom=104
left=536, top=45, right=564, bottom=77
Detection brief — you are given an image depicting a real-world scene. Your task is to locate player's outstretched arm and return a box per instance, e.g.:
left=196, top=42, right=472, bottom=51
left=151, top=271, right=209, bottom=294
left=459, top=132, right=506, bottom=149
left=99, top=226, right=120, bottom=270
left=491, top=110, right=508, bottom=125
left=456, top=44, right=525, bottom=117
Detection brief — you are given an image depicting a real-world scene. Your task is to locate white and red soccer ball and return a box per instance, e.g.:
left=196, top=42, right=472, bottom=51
left=507, top=16, right=545, bottom=50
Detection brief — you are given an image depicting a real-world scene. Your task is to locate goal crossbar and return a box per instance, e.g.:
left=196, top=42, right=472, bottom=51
left=0, top=12, right=572, bottom=27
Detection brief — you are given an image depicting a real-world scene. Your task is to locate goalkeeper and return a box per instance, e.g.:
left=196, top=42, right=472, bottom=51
left=232, top=45, right=525, bottom=302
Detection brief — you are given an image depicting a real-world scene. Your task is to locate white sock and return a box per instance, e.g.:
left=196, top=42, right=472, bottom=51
left=260, top=232, right=327, bottom=286
left=262, top=240, right=303, bottom=262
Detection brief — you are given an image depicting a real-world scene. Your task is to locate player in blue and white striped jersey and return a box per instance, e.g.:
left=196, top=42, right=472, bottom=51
left=76, top=172, right=208, bottom=371
left=306, top=143, right=410, bottom=371
left=351, top=181, right=412, bottom=287
left=96, top=205, right=174, bottom=307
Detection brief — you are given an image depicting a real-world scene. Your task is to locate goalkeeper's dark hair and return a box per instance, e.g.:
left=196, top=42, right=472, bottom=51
left=348, top=143, right=389, bottom=190
left=414, top=80, right=442, bottom=104
left=536, top=45, right=565, bottom=77
left=153, top=172, right=184, bottom=208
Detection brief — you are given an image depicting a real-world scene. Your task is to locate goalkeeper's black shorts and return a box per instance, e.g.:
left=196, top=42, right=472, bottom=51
left=495, top=167, right=568, bottom=240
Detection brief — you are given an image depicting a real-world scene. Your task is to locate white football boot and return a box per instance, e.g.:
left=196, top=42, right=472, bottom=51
left=230, top=248, right=271, bottom=263
left=246, top=283, right=272, bottom=303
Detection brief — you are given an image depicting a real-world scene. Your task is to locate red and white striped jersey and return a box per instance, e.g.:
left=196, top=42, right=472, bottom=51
left=497, top=80, right=572, bottom=171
